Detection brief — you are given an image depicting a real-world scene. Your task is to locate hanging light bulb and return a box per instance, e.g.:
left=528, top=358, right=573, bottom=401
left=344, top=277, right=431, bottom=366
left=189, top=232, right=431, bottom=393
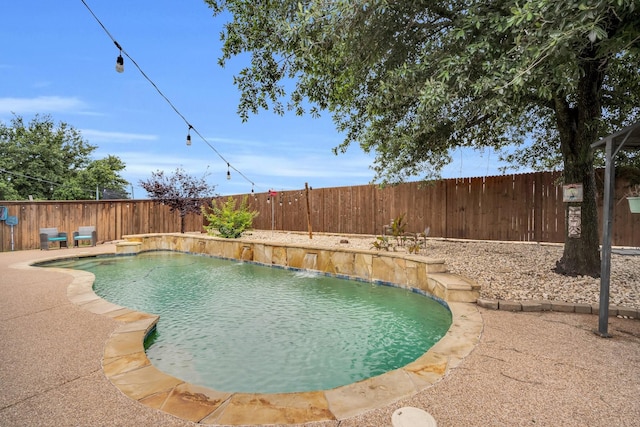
left=226, top=163, right=231, bottom=180
left=186, top=126, right=192, bottom=146
left=113, top=41, right=124, bottom=73
left=115, top=53, right=124, bottom=73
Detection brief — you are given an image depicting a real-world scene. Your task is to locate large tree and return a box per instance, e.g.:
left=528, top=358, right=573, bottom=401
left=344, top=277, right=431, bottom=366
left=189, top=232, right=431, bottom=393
left=53, top=155, right=130, bottom=200
left=205, top=0, right=640, bottom=276
left=0, top=114, right=130, bottom=200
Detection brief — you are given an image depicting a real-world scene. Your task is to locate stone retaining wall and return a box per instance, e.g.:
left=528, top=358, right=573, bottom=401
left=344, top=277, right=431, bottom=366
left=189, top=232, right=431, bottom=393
left=120, top=233, right=480, bottom=303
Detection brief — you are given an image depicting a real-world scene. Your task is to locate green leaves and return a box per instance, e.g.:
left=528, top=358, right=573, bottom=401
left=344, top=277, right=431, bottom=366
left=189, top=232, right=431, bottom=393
left=202, top=195, right=258, bottom=238
left=0, top=114, right=129, bottom=200
left=206, top=0, right=640, bottom=183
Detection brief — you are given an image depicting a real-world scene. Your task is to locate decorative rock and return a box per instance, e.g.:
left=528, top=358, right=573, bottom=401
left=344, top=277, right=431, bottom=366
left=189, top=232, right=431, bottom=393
left=520, top=301, right=542, bottom=312
left=498, top=300, right=522, bottom=311
left=476, top=298, right=499, bottom=310
left=574, top=303, right=592, bottom=314
left=550, top=302, right=575, bottom=312
left=239, top=231, right=640, bottom=313
left=591, top=304, right=623, bottom=316
left=530, top=300, right=552, bottom=311
left=618, top=307, right=638, bottom=318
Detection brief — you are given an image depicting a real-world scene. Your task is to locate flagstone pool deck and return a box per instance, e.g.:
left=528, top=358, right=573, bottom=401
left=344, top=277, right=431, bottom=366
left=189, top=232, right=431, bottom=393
left=1, top=243, right=639, bottom=426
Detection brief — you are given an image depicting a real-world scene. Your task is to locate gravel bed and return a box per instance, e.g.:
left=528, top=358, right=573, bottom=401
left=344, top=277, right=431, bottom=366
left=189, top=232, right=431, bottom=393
left=241, top=230, right=640, bottom=310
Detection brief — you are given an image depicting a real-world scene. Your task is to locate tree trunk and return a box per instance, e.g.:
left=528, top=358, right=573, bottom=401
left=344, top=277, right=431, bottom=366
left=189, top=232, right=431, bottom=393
left=555, top=147, right=601, bottom=277
left=553, top=52, right=603, bottom=277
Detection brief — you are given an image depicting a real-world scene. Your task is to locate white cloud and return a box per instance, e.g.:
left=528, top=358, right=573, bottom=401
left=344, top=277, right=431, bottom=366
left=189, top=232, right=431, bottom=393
left=81, top=129, right=158, bottom=143
left=99, top=148, right=372, bottom=183
left=206, top=136, right=265, bottom=147
left=0, top=96, right=90, bottom=115
left=32, top=81, right=51, bottom=89
left=232, top=152, right=373, bottom=179
left=105, top=151, right=209, bottom=176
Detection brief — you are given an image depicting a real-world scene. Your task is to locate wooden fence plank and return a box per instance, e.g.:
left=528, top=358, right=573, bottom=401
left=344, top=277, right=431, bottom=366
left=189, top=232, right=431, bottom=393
left=1, top=171, right=638, bottom=251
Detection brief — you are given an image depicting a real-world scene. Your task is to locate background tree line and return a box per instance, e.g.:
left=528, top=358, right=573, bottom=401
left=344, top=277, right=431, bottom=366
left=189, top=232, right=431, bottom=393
left=0, top=114, right=130, bottom=200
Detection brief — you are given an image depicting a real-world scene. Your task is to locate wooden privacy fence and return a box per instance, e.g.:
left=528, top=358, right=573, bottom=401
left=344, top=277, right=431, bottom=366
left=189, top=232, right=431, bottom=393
left=236, top=171, right=637, bottom=246
left=1, top=171, right=638, bottom=251
left=0, top=200, right=204, bottom=252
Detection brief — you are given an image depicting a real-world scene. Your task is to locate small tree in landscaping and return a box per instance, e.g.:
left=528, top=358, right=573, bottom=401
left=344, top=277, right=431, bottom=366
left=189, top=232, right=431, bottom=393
left=372, top=213, right=428, bottom=254
left=140, top=168, right=216, bottom=233
left=202, top=196, right=258, bottom=238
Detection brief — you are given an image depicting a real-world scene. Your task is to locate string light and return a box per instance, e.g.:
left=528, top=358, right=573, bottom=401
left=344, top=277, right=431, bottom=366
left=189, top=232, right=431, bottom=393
left=114, top=40, right=124, bottom=73
left=115, top=54, right=124, bottom=73
left=267, top=189, right=277, bottom=204
left=115, top=53, right=124, bottom=73
left=80, top=0, right=258, bottom=189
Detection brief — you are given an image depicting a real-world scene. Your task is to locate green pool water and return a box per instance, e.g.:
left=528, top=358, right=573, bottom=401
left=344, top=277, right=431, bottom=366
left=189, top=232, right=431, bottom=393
left=48, top=251, right=451, bottom=393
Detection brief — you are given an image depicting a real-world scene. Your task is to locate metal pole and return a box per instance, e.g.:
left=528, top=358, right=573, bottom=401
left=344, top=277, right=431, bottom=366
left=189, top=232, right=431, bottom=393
left=597, top=137, right=614, bottom=337
left=305, top=182, right=313, bottom=239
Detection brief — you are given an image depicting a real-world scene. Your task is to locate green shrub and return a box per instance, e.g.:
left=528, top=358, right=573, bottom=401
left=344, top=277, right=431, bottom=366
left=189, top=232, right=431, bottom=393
left=391, top=213, right=407, bottom=241
left=372, top=214, right=431, bottom=254
left=202, top=196, right=258, bottom=238
left=371, top=235, right=394, bottom=251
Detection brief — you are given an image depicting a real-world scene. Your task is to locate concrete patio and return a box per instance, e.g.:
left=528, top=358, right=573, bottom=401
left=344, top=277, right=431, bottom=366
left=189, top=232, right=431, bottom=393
left=1, top=244, right=638, bottom=426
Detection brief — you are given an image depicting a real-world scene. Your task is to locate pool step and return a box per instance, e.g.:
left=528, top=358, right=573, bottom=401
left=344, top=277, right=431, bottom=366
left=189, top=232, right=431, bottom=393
left=116, top=241, right=142, bottom=254
left=427, top=273, right=480, bottom=303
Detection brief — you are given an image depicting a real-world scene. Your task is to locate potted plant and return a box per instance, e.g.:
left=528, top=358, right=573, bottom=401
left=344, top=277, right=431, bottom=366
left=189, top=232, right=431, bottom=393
left=616, top=165, right=640, bottom=213
left=625, top=184, right=640, bottom=213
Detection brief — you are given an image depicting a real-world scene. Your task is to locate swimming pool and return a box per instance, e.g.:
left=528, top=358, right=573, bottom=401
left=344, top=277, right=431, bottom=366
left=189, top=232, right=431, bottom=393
left=48, top=251, right=452, bottom=394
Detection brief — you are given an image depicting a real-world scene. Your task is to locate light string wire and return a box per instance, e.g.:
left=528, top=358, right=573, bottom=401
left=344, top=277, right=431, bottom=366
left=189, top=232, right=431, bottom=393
left=0, top=167, right=99, bottom=196
left=79, top=0, right=256, bottom=190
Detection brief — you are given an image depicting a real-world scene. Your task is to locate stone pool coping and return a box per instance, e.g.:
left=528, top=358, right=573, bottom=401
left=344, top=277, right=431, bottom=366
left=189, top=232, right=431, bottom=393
left=119, top=233, right=481, bottom=303
left=40, top=233, right=483, bottom=425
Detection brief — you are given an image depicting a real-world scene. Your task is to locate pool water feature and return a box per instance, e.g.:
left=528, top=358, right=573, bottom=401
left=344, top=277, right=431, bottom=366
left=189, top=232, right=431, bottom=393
left=49, top=251, right=452, bottom=394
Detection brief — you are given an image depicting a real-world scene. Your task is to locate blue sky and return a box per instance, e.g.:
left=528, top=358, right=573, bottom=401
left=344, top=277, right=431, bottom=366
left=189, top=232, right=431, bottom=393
left=1, top=0, right=510, bottom=198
